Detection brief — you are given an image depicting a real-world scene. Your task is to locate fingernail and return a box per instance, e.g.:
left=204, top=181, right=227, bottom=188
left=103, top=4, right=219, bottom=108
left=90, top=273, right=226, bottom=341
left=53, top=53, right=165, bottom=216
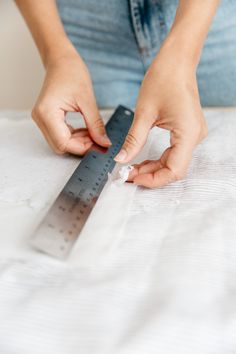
left=114, top=149, right=127, bottom=162
left=101, top=134, right=112, bottom=145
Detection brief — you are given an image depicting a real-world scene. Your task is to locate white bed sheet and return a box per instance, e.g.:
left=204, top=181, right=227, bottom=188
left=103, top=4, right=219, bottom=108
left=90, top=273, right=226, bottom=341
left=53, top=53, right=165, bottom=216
left=0, top=109, right=236, bottom=354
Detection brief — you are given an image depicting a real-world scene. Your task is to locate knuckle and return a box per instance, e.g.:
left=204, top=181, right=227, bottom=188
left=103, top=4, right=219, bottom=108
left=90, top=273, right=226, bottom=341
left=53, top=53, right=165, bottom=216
left=192, top=123, right=208, bottom=144
left=125, top=132, right=139, bottom=148
left=135, top=106, right=156, bottom=122
left=31, top=107, right=39, bottom=122
left=32, top=103, right=48, bottom=122
left=92, top=117, right=105, bottom=131
left=173, top=169, right=186, bottom=181
left=54, top=140, right=67, bottom=155
left=166, top=162, right=186, bottom=181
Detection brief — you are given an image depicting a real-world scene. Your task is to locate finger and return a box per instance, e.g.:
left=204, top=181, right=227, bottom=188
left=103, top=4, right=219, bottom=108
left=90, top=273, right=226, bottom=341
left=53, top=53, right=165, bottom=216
left=67, top=124, right=74, bottom=134
left=44, top=127, right=93, bottom=156
left=81, top=101, right=111, bottom=148
left=34, top=110, right=93, bottom=155
left=127, top=160, right=154, bottom=180
left=71, top=135, right=92, bottom=144
left=66, top=129, right=94, bottom=155
left=65, top=126, right=96, bottom=154
left=127, top=160, right=162, bottom=181
left=66, top=136, right=93, bottom=155
left=70, top=128, right=92, bottom=140
left=71, top=128, right=90, bottom=137
left=114, top=106, right=156, bottom=164
left=133, top=143, right=193, bottom=188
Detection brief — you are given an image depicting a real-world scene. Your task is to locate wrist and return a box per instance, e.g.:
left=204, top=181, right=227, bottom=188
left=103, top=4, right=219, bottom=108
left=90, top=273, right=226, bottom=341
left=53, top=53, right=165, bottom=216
left=158, top=0, right=219, bottom=70
left=157, top=30, right=202, bottom=72
left=150, top=45, right=199, bottom=98
left=42, top=37, right=79, bottom=69
left=166, top=30, right=202, bottom=65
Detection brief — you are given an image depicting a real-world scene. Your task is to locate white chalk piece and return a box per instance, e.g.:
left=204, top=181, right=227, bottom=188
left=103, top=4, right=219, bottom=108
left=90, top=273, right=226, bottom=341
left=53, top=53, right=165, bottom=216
left=116, top=165, right=134, bottom=185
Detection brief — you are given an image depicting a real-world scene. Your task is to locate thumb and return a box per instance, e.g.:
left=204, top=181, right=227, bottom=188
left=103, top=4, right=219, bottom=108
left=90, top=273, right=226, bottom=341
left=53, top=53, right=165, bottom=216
left=114, top=107, right=155, bottom=163
left=82, top=100, right=111, bottom=148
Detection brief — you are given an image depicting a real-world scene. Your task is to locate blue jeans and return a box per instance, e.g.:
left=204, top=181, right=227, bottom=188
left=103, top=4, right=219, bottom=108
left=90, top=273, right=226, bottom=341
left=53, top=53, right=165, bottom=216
left=56, top=0, right=236, bottom=108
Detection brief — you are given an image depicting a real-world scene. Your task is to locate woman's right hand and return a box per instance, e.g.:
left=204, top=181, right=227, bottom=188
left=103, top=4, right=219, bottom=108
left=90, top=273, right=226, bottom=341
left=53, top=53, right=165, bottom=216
left=32, top=52, right=111, bottom=155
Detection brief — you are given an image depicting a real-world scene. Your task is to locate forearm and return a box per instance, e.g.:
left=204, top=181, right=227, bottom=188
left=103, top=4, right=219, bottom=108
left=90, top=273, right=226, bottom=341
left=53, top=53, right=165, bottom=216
left=160, top=0, right=220, bottom=68
left=15, top=0, right=77, bottom=67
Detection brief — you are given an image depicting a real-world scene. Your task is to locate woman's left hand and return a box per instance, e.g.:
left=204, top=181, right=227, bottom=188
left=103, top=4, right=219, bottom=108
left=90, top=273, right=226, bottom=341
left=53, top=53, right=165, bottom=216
left=115, top=51, right=208, bottom=188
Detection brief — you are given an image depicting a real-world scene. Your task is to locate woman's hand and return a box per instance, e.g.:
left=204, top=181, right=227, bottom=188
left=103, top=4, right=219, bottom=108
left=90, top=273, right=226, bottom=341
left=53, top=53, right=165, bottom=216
left=32, top=53, right=111, bottom=155
left=115, top=53, right=208, bottom=188
left=114, top=0, right=219, bottom=188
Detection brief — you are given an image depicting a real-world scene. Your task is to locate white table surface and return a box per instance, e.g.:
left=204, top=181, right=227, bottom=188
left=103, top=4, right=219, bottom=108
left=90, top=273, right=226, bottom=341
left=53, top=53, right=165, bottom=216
left=0, top=109, right=236, bottom=354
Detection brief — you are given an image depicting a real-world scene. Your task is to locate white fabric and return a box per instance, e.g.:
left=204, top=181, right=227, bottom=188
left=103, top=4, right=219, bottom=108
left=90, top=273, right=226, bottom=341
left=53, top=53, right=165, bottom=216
left=0, top=109, right=236, bottom=354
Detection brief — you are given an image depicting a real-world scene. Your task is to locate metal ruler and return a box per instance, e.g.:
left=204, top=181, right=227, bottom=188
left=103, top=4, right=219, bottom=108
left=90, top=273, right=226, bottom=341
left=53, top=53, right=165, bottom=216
left=31, top=106, right=134, bottom=259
